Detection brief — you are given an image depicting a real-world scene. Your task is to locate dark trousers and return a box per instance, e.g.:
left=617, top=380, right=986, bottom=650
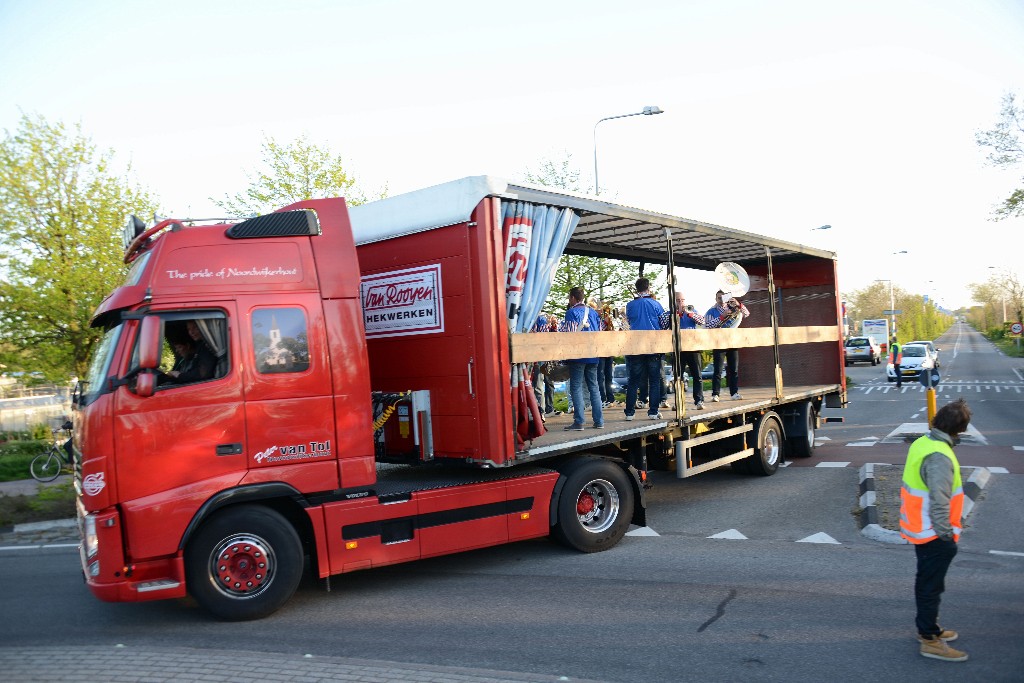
left=894, top=363, right=902, bottom=388
left=597, top=357, right=614, bottom=403
left=625, top=354, right=662, bottom=416
left=914, top=538, right=958, bottom=637
left=681, top=351, right=704, bottom=405
left=712, top=348, right=739, bottom=397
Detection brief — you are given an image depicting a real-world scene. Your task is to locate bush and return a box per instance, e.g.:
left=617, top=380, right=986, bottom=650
left=0, top=440, right=48, bottom=482
left=0, top=481, right=75, bottom=527
left=29, top=423, right=50, bottom=441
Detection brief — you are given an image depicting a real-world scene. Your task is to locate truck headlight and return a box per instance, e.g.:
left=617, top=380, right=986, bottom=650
left=83, top=514, right=98, bottom=559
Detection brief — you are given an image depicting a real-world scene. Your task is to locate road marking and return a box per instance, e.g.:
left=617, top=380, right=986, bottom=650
left=986, top=467, right=1010, bottom=474
left=1014, top=446, right=1024, bottom=451
left=989, top=550, right=1024, bottom=558
left=797, top=532, right=841, bottom=544
left=847, top=438, right=879, bottom=447
left=882, top=422, right=988, bottom=446
left=627, top=526, right=660, bottom=537
left=815, top=462, right=851, bottom=468
left=708, top=529, right=747, bottom=540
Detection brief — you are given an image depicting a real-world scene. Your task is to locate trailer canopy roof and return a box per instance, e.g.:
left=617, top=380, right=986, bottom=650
left=347, top=175, right=835, bottom=271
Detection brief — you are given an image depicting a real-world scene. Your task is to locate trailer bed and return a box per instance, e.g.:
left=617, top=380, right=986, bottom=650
left=517, top=384, right=840, bottom=462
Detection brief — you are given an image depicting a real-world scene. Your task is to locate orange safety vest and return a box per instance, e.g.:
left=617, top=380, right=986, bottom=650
left=899, top=435, right=963, bottom=544
left=890, top=342, right=902, bottom=364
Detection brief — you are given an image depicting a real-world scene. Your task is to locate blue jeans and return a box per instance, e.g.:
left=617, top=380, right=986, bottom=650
left=569, top=362, right=603, bottom=426
left=625, top=354, right=662, bottom=416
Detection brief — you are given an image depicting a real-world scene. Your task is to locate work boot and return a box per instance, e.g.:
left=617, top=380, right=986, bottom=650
left=918, top=629, right=958, bottom=643
left=919, top=636, right=968, bottom=662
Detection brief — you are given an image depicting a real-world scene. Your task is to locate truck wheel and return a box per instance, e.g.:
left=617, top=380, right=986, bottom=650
left=552, top=459, right=633, bottom=553
left=747, top=412, right=783, bottom=476
left=185, top=505, right=303, bottom=621
left=787, top=402, right=816, bottom=459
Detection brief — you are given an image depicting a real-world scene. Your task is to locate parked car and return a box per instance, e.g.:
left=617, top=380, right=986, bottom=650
left=612, top=363, right=629, bottom=393
left=844, top=336, right=882, bottom=366
left=886, top=343, right=934, bottom=381
left=611, top=361, right=685, bottom=394
left=700, top=362, right=727, bottom=380
left=906, top=340, right=940, bottom=368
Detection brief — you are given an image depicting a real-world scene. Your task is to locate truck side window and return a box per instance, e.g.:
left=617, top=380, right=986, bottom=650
left=252, top=308, right=310, bottom=374
left=131, top=313, right=229, bottom=389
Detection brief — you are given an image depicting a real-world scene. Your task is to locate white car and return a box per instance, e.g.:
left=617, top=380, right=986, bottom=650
left=907, top=340, right=940, bottom=368
left=886, top=343, right=934, bottom=382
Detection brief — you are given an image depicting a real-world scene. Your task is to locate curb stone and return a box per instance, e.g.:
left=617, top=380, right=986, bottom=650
left=858, top=462, right=992, bottom=545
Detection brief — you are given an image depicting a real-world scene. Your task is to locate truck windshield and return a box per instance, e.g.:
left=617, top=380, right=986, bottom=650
left=80, top=323, right=123, bottom=405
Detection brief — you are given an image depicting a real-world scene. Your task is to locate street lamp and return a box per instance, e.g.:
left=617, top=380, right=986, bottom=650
left=877, top=251, right=908, bottom=340
left=593, top=105, right=664, bottom=195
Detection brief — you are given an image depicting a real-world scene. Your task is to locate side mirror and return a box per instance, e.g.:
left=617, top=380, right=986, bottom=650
left=138, top=316, right=162, bottom=370
left=135, top=372, right=156, bottom=398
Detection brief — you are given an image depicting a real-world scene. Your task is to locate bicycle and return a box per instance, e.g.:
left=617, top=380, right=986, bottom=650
left=29, top=421, right=73, bottom=483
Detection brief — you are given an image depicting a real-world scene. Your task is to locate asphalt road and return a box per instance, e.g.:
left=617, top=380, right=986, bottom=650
left=2, top=464, right=1022, bottom=682
left=2, top=322, right=1021, bottom=681
left=814, top=322, right=1024, bottom=472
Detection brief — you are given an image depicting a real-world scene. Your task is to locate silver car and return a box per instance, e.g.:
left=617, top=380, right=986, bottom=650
left=844, top=336, right=882, bottom=366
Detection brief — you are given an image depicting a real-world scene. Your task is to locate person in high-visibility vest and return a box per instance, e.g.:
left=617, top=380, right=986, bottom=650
left=890, top=337, right=903, bottom=389
left=899, top=398, right=972, bottom=662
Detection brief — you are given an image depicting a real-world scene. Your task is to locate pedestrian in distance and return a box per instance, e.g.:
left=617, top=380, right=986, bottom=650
left=891, top=337, right=903, bottom=389
left=624, top=277, right=666, bottom=420
left=705, top=290, right=749, bottom=401
left=559, top=287, right=603, bottom=430
left=900, top=398, right=972, bottom=662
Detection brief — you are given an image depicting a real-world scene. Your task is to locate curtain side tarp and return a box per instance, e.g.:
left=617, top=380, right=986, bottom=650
left=500, top=201, right=580, bottom=446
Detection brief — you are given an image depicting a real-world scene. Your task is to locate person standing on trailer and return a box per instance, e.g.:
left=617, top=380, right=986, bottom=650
left=660, top=290, right=730, bottom=410
left=624, top=277, right=666, bottom=420
left=705, top=290, right=749, bottom=401
left=560, top=287, right=603, bottom=430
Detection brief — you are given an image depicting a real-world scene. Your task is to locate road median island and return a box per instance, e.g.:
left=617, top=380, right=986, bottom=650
left=858, top=463, right=992, bottom=544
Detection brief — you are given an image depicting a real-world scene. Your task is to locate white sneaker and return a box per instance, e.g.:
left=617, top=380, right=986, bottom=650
left=648, top=412, right=662, bottom=420
left=711, top=395, right=720, bottom=402
left=731, top=393, right=743, bottom=400
left=624, top=413, right=635, bottom=421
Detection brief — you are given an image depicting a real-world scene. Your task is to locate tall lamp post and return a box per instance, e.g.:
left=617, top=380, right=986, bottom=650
left=593, top=105, right=664, bottom=196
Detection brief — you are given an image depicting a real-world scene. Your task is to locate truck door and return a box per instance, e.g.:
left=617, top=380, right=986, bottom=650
left=113, top=305, right=245, bottom=558
left=238, top=295, right=340, bottom=492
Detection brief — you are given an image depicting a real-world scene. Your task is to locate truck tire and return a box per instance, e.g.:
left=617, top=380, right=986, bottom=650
left=185, top=505, right=304, bottom=621
left=746, top=412, right=784, bottom=476
left=552, top=459, right=634, bottom=553
left=787, top=401, right=816, bottom=459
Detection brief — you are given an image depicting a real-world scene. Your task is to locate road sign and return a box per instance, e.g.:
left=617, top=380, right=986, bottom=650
left=919, top=368, right=941, bottom=388
left=1011, top=322, right=1023, bottom=336
left=882, top=309, right=903, bottom=315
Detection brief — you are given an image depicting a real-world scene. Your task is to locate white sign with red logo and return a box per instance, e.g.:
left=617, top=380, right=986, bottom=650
left=360, top=264, right=444, bottom=338
left=1011, top=322, right=1023, bottom=336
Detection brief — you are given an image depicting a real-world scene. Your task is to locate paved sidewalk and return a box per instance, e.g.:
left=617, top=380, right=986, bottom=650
left=0, top=645, right=601, bottom=683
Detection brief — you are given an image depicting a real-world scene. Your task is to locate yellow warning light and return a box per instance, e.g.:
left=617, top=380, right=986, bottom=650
left=345, top=541, right=358, bottom=550
left=520, top=512, right=530, bottom=520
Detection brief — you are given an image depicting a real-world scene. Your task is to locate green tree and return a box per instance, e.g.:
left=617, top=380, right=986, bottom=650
left=0, top=114, right=157, bottom=381
left=976, top=91, right=1024, bottom=220
left=520, top=152, right=658, bottom=316
left=214, top=134, right=384, bottom=216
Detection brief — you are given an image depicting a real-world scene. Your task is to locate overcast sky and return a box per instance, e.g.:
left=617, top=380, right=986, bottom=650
left=2, top=0, right=1022, bottom=311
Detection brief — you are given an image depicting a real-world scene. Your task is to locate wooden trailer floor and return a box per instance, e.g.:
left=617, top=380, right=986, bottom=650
left=518, top=383, right=839, bottom=461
